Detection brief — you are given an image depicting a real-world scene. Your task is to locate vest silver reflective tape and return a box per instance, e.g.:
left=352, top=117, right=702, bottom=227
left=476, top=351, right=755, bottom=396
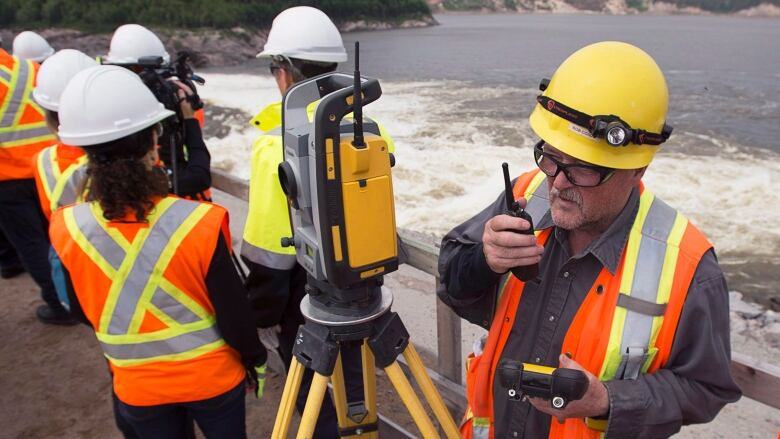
left=240, top=239, right=297, bottom=270
left=150, top=287, right=202, bottom=325
left=40, top=148, right=57, bottom=192
left=57, top=165, right=88, bottom=208
left=108, top=200, right=200, bottom=335
left=72, top=203, right=127, bottom=271
left=0, top=68, right=11, bottom=83
left=100, top=325, right=222, bottom=360
left=0, top=60, right=30, bottom=128
left=0, top=125, right=52, bottom=144
left=617, top=195, right=678, bottom=379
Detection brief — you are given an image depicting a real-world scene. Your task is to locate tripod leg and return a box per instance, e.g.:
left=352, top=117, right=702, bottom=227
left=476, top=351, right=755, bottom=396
left=384, top=362, right=440, bottom=438
left=332, top=344, right=378, bottom=438
left=403, top=344, right=460, bottom=439
left=361, top=342, right=377, bottom=434
left=297, top=372, right=330, bottom=439
left=272, top=357, right=305, bottom=439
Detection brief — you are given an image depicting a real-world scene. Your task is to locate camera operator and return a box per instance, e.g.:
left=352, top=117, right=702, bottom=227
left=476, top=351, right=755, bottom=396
left=103, top=24, right=211, bottom=201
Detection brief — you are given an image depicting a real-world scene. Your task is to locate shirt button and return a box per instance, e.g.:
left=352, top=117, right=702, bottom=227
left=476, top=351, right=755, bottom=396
left=513, top=432, right=518, bottom=437
left=549, top=315, right=555, bottom=322
left=563, top=271, right=570, bottom=278
left=535, top=357, right=541, bottom=363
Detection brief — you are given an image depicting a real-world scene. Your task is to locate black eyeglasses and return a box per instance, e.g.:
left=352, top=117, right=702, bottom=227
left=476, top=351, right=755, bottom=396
left=533, top=141, right=615, bottom=187
left=269, top=63, right=285, bottom=76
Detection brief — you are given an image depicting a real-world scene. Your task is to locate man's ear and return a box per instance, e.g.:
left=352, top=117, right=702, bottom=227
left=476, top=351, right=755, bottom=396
left=632, top=166, right=647, bottom=182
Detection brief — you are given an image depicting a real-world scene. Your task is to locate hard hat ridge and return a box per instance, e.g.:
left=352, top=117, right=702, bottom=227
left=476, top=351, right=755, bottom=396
left=33, top=49, right=98, bottom=112
left=57, top=66, right=174, bottom=147
left=12, top=31, right=55, bottom=62
left=257, top=6, right=347, bottom=63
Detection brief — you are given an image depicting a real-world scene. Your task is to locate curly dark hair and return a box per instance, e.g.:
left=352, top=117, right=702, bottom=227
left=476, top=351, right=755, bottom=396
left=83, top=126, right=170, bottom=222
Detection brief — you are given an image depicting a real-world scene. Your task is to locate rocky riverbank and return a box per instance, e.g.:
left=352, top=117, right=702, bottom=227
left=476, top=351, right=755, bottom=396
left=0, top=15, right=437, bottom=68
left=426, top=0, right=780, bottom=16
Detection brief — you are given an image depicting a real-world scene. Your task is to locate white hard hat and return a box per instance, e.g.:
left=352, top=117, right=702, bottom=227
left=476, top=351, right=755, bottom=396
left=103, top=24, right=170, bottom=65
left=13, top=31, right=55, bottom=63
left=33, top=49, right=97, bottom=112
left=58, top=66, right=174, bottom=146
left=257, top=6, right=347, bottom=63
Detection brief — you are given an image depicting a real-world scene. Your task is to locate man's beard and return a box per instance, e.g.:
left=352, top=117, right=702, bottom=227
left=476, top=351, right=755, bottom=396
left=549, top=187, right=585, bottom=230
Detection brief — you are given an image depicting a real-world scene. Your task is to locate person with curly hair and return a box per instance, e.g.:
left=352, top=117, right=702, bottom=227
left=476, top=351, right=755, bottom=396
left=48, top=65, right=266, bottom=438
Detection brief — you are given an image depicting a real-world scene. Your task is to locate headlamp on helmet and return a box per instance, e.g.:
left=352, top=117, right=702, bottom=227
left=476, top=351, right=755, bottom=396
left=537, top=78, right=673, bottom=147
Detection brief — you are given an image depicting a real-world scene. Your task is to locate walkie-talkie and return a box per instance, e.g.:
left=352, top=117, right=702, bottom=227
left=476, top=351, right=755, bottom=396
left=502, top=162, right=538, bottom=281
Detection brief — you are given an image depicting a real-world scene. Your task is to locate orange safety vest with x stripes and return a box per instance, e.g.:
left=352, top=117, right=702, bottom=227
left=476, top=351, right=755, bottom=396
left=33, top=144, right=88, bottom=220
left=461, top=169, right=712, bottom=439
left=0, top=49, right=56, bottom=181
left=50, top=196, right=246, bottom=406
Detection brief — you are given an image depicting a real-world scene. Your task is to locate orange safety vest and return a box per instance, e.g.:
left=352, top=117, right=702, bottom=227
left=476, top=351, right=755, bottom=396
left=461, top=169, right=712, bottom=439
left=0, top=49, right=57, bottom=180
left=33, top=143, right=88, bottom=221
left=50, top=196, right=246, bottom=406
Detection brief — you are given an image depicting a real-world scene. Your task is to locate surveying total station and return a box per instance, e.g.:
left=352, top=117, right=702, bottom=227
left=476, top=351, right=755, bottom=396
left=273, top=43, right=460, bottom=438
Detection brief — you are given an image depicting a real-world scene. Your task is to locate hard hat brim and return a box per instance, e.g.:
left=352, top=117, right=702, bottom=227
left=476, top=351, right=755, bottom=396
left=256, top=48, right=347, bottom=63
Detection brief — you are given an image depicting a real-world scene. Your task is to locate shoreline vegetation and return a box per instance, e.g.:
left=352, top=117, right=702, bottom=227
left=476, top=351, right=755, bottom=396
left=2, top=0, right=779, bottom=67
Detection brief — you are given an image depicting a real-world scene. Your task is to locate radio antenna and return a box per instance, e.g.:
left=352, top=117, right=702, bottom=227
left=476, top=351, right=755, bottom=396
left=352, top=41, right=364, bottom=147
left=502, top=163, right=516, bottom=210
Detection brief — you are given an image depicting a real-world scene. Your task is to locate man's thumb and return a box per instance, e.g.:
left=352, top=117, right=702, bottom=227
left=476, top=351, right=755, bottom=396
left=559, top=353, right=583, bottom=371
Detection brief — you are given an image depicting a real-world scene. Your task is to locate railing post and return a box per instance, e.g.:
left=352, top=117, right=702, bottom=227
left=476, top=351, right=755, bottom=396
left=436, top=278, right=462, bottom=385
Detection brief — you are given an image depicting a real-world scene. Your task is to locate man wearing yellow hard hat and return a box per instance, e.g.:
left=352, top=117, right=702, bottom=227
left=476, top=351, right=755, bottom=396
left=438, top=41, right=741, bottom=438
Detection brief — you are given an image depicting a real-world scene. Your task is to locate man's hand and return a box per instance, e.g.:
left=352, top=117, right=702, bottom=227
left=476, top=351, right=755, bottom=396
left=246, top=363, right=267, bottom=399
left=528, top=354, right=609, bottom=423
left=482, top=201, right=544, bottom=274
left=169, top=79, right=195, bottom=119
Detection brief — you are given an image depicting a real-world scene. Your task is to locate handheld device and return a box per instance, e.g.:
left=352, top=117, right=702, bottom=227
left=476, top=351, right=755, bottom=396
left=502, top=162, right=538, bottom=281
left=498, top=359, right=589, bottom=409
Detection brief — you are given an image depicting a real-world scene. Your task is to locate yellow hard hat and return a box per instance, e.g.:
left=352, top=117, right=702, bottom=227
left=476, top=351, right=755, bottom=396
left=529, top=41, right=672, bottom=169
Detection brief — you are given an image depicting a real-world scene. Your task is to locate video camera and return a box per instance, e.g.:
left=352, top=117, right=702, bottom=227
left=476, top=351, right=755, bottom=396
left=134, top=51, right=205, bottom=194
left=278, top=42, right=398, bottom=321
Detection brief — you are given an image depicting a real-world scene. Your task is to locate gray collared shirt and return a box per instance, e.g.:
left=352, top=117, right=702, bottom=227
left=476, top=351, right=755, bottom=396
left=438, top=183, right=741, bottom=438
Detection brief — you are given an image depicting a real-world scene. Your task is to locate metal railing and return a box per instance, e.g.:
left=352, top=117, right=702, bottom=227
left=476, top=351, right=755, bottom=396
left=211, top=168, right=780, bottom=429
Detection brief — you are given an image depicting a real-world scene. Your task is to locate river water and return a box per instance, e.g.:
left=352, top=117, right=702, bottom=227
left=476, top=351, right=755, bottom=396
left=198, top=13, right=780, bottom=304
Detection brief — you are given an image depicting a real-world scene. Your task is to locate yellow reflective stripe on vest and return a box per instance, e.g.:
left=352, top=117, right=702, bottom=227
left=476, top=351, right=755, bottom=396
left=39, top=147, right=88, bottom=212
left=0, top=59, right=54, bottom=148
left=66, top=198, right=224, bottom=366
left=0, top=58, right=28, bottom=127
left=600, top=190, right=689, bottom=380
left=37, top=147, right=57, bottom=204
left=50, top=156, right=87, bottom=211
left=523, top=171, right=549, bottom=225
left=472, top=416, right=490, bottom=439
left=0, top=67, right=11, bottom=84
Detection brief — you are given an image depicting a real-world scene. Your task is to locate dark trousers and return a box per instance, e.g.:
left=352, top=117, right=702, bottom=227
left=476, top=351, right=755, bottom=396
left=0, top=179, right=58, bottom=307
left=115, top=382, right=246, bottom=439
left=0, top=228, right=21, bottom=268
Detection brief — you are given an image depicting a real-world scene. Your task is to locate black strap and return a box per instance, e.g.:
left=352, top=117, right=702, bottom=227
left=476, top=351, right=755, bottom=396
left=536, top=95, right=670, bottom=146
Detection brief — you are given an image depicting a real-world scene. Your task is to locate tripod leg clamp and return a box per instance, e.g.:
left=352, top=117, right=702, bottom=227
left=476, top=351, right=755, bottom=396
left=368, top=312, right=409, bottom=368
left=293, top=322, right=339, bottom=376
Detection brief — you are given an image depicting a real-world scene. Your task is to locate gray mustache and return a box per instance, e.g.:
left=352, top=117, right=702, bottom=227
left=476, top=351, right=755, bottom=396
left=550, top=187, right=582, bottom=207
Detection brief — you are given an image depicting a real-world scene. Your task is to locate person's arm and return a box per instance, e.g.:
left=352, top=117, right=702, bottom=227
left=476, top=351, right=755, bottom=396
left=603, top=250, right=741, bottom=438
left=206, top=233, right=266, bottom=367
left=436, top=192, right=506, bottom=329
left=171, top=82, right=211, bottom=198
left=174, top=118, right=212, bottom=197
left=241, top=257, right=295, bottom=328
